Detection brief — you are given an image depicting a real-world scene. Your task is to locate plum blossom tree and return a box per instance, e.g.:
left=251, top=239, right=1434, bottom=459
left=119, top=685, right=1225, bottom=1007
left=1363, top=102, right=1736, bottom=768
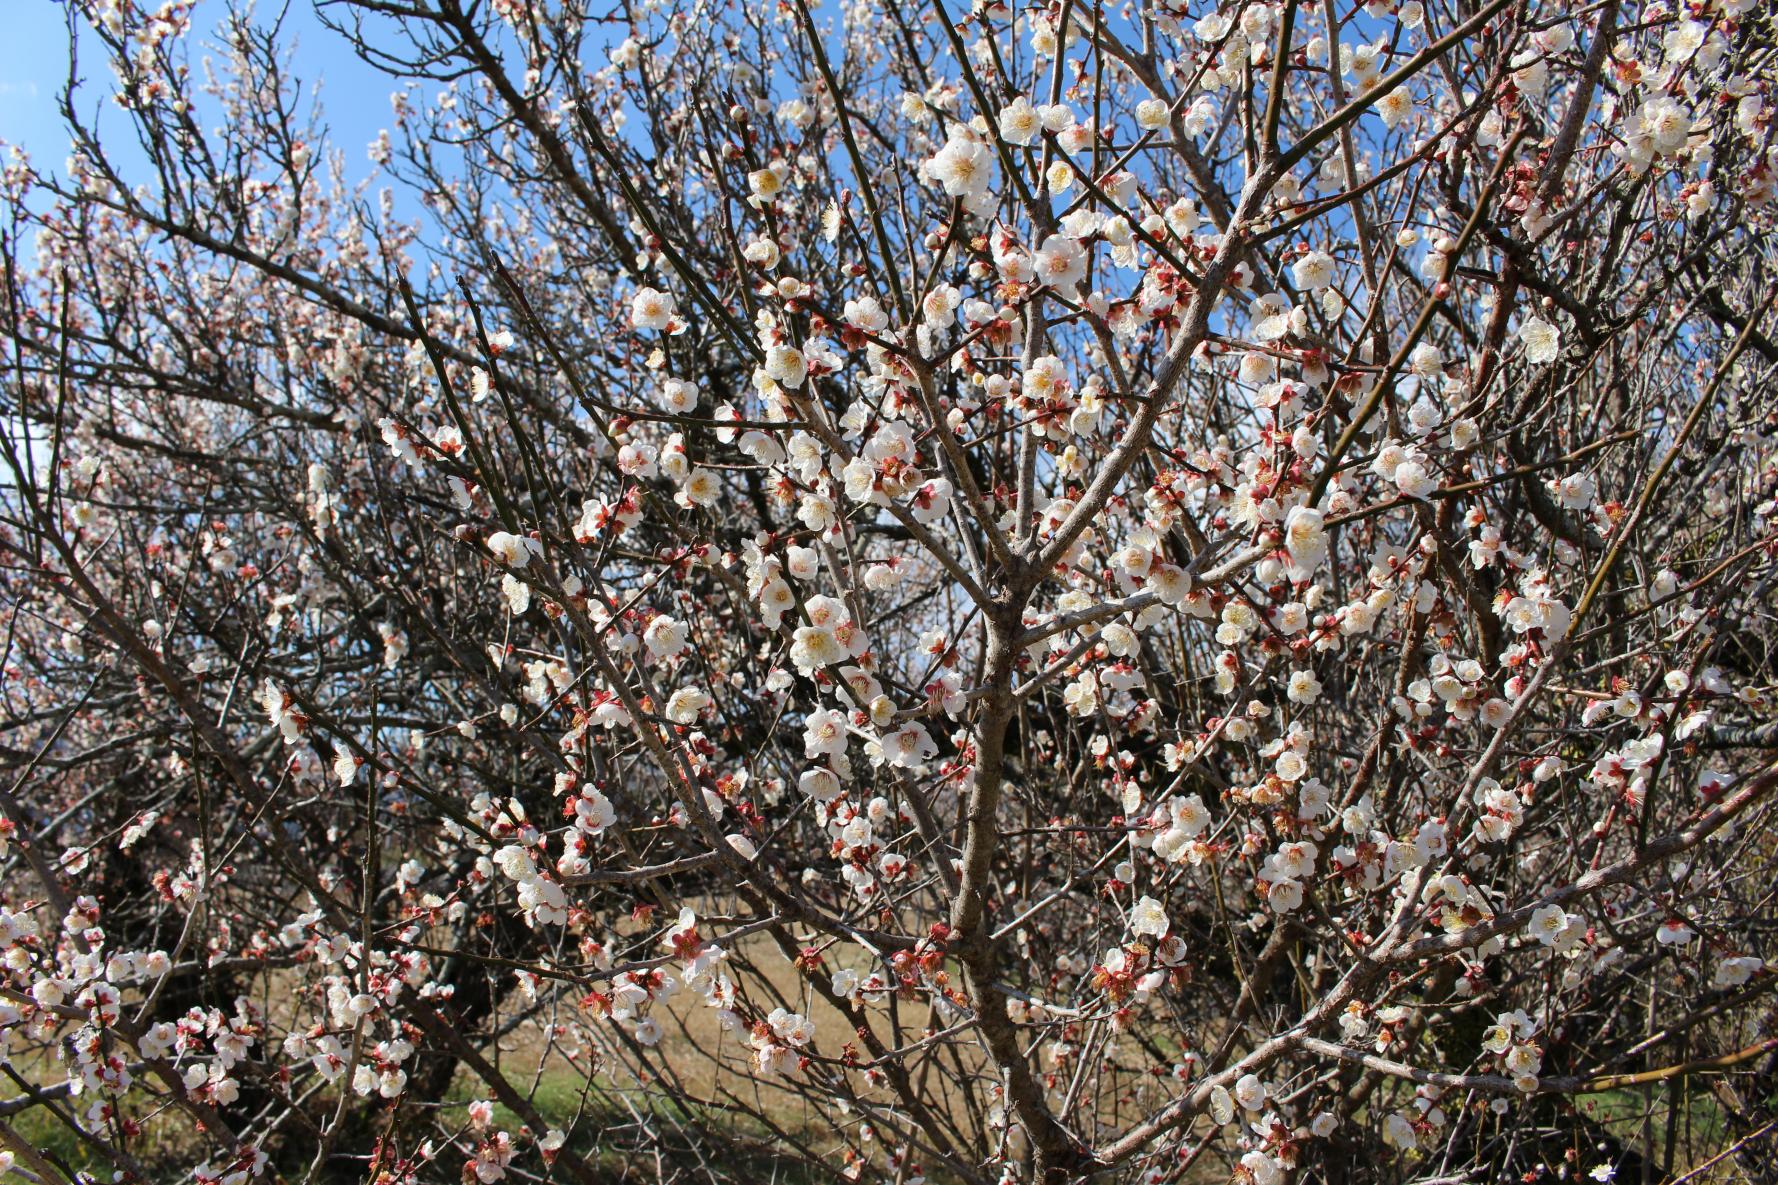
left=2, top=0, right=1778, bottom=1183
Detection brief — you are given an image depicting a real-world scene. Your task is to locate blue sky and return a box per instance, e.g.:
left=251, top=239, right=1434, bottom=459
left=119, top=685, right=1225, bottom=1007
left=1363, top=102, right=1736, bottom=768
left=0, top=2, right=74, bottom=162
left=1, top=0, right=399, bottom=190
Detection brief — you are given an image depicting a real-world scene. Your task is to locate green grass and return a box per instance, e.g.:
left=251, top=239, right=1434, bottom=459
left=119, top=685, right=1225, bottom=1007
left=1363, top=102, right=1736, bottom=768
left=439, top=1065, right=837, bottom=1185
left=6, top=1103, right=105, bottom=1182
left=1, top=1069, right=834, bottom=1185
left=1578, top=1084, right=1733, bottom=1157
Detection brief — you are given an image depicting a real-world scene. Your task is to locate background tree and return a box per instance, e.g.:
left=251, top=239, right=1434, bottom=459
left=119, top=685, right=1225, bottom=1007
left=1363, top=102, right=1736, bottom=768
left=2, top=0, right=1777, bottom=1183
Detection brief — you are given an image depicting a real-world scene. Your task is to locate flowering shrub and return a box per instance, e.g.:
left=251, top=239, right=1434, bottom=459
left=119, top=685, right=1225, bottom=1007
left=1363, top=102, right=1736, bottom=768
left=1, top=0, right=1777, bottom=1183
